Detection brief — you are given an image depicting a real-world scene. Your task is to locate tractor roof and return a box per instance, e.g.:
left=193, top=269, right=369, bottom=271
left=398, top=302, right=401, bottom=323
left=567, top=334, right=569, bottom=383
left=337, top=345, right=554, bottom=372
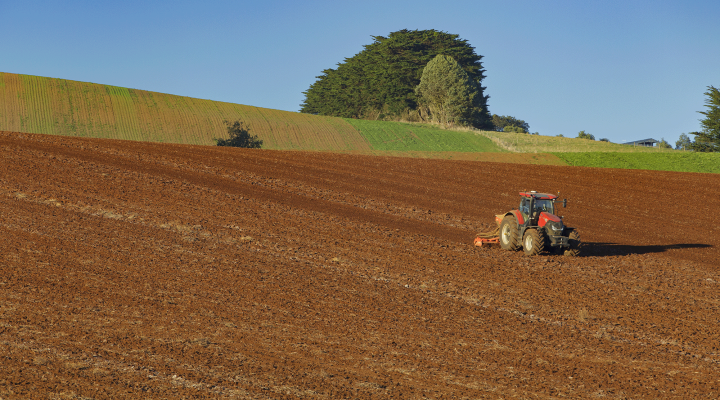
left=519, top=191, right=558, bottom=200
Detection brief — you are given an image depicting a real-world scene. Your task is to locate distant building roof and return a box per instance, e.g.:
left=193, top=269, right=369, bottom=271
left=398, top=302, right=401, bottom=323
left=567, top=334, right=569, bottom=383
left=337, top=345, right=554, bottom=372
left=623, top=138, right=658, bottom=146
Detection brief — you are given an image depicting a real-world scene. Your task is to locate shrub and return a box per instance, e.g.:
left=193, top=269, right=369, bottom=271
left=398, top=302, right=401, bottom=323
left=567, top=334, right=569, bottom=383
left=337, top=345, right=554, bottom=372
left=577, top=130, right=595, bottom=140
left=214, top=120, right=263, bottom=148
left=492, top=114, right=529, bottom=133
left=503, top=125, right=526, bottom=133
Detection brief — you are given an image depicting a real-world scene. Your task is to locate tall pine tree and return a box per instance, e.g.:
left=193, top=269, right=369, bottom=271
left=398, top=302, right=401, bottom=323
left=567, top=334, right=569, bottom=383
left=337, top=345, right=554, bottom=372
left=694, top=85, right=720, bottom=152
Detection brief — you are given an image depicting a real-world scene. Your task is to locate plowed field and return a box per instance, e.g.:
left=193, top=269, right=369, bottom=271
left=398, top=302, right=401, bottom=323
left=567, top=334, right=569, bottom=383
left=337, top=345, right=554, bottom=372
left=1, top=131, right=719, bottom=399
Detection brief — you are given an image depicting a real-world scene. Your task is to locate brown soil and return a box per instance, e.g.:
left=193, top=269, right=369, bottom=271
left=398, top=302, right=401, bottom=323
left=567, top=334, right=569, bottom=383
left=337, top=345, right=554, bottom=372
left=1, top=131, right=719, bottom=399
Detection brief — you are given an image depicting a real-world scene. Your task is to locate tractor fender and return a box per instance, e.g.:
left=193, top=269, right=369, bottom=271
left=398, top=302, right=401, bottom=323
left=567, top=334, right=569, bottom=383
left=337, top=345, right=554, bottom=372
left=495, top=210, right=524, bottom=226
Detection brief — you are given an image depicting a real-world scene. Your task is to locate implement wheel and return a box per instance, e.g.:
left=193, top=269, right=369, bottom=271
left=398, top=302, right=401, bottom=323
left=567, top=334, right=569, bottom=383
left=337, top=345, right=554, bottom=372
left=499, top=216, right=520, bottom=251
left=564, top=230, right=582, bottom=257
left=522, top=228, right=545, bottom=256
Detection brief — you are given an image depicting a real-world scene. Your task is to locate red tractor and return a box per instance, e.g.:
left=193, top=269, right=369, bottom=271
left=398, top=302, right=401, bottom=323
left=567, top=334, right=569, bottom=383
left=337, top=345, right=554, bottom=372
left=475, top=191, right=581, bottom=256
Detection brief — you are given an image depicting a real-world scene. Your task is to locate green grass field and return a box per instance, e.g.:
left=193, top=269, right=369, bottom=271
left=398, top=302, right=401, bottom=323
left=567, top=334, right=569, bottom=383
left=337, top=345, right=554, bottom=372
left=478, top=130, right=676, bottom=153
left=554, top=152, right=720, bottom=173
left=345, top=119, right=504, bottom=152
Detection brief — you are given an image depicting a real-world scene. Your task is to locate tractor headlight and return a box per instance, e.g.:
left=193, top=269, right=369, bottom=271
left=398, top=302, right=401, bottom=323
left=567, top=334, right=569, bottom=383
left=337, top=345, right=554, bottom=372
left=546, top=221, right=564, bottom=235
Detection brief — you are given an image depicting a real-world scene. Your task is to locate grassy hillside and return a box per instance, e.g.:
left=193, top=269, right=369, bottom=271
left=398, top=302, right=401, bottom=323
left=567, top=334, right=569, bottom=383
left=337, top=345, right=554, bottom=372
left=0, top=72, right=370, bottom=150
left=0, top=72, right=510, bottom=155
left=3, top=72, right=716, bottom=173
left=554, top=152, right=720, bottom=173
left=478, top=130, right=676, bottom=153
left=345, top=119, right=503, bottom=152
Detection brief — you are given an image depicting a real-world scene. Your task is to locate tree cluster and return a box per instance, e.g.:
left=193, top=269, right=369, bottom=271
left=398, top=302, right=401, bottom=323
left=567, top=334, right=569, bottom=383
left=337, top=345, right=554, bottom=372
left=491, top=115, right=529, bottom=133
left=675, top=86, right=720, bottom=152
left=300, top=29, right=493, bottom=129
left=214, top=120, right=263, bottom=148
left=678, top=132, right=716, bottom=152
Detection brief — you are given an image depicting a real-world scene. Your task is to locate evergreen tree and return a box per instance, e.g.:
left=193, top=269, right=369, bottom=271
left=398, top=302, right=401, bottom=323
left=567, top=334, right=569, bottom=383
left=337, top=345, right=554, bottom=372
left=415, top=55, right=478, bottom=125
left=690, top=133, right=715, bottom=152
left=695, top=85, right=720, bottom=152
left=301, top=29, right=493, bottom=129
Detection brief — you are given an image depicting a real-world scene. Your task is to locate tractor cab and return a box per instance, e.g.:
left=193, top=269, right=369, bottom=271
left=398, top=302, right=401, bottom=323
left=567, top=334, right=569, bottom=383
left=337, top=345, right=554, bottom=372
left=519, top=192, right=558, bottom=222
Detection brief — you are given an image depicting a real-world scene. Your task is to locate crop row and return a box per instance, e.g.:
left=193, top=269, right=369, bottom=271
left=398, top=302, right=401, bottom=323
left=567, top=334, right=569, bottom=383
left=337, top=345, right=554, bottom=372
left=0, top=72, right=370, bottom=150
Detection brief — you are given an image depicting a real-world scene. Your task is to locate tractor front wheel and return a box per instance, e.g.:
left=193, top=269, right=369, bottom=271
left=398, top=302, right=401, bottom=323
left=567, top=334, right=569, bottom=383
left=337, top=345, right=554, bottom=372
left=564, top=230, right=582, bottom=257
left=499, top=216, right=520, bottom=251
left=522, top=228, right=545, bottom=256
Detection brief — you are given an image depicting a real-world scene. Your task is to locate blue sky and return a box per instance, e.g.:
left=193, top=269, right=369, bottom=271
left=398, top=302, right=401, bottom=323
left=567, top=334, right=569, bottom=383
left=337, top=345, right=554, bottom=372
left=2, top=0, right=718, bottom=145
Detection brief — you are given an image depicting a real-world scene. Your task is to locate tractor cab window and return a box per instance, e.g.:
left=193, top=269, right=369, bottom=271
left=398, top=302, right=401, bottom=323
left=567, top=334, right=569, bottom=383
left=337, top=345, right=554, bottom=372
left=519, top=198, right=531, bottom=217
left=534, top=199, right=554, bottom=214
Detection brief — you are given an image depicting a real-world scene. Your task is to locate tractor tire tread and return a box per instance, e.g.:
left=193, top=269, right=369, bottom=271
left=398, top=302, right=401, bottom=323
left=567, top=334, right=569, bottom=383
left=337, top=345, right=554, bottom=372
left=523, top=228, right=545, bottom=256
left=564, top=229, right=582, bottom=257
left=499, top=216, right=520, bottom=251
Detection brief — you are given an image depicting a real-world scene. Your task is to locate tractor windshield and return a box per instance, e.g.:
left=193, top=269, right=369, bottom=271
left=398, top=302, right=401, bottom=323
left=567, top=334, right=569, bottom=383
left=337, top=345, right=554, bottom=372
left=534, top=199, right=554, bottom=214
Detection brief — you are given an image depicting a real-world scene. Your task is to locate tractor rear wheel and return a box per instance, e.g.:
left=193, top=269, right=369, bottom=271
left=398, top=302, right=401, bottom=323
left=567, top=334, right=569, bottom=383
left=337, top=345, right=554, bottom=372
left=564, top=230, right=582, bottom=257
left=499, top=216, right=520, bottom=251
left=522, top=228, right=545, bottom=256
